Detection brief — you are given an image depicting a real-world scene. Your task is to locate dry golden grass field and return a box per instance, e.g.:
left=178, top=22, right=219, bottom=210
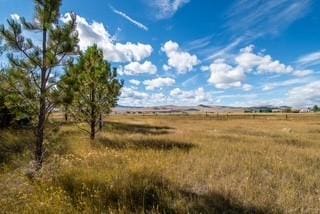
left=0, top=114, right=320, bottom=213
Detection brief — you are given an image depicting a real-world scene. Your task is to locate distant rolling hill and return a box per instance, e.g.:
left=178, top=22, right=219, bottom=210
left=113, top=105, right=246, bottom=114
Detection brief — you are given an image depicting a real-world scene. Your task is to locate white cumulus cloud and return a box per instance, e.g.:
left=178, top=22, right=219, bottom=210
left=242, top=84, right=253, bottom=91
left=129, top=79, right=141, bottom=86
left=170, top=87, right=212, bottom=103
left=121, top=87, right=148, bottom=100
left=143, top=77, right=176, bottom=90
left=118, top=87, right=216, bottom=106
left=10, top=13, right=20, bottom=21
left=161, top=40, right=199, bottom=74
left=235, top=45, right=293, bottom=74
left=287, top=81, right=320, bottom=107
left=62, top=13, right=153, bottom=63
left=206, top=45, right=313, bottom=90
left=208, top=60, right=245, bottom=89
left=121, top=61, right=157, bottom=76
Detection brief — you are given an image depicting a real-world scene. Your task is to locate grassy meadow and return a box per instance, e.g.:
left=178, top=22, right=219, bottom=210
left=0, top=114, right=320, bottom=213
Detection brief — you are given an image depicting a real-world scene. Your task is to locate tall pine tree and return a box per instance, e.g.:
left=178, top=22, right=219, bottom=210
left=0, top=0, right=79, bottom=169
left=63, top=45, right=122, bottom=140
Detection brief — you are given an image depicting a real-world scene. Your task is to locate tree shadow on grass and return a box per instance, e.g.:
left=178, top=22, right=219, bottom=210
left=56, top=171, right=281, bottom=213
left=104, top=121, right=174, bottom=135
left=181, top=190, right=278, bottom=214
left=97, top=137, right=195, bottom=152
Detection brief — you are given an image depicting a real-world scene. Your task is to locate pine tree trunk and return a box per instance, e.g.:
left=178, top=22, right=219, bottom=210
left=64, top=105, right=68, bottom=121
left=98, top=93, right=103, bottom=131
left=64, top=112, right=68, bottom=121
left=35, top=94, right=46, bottom=170
left=90, top=85, right=96, bottom=140
left=90, top=118, right=95, bottom=140
left=35, top=27, right=47, bottom=170
left=99, top=113, right=103, bottom=131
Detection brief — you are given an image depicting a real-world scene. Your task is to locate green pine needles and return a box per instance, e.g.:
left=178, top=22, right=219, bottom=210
left=60, top=45, right=123, bottom=140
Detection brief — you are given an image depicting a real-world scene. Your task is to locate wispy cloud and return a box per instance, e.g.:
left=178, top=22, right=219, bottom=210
left=200, top=0, right=314, bottom=62
left=185, top=35, right=212, bottom=52
left=181, top=74, right=201, bottom=87
left=226, top=0, right=312, bottom=39
left=262, top=77, right=313, bottom=91
left=148, top=0, right=190, bottom=20
left=296, top=51, right=320, bottom=67
left=110, top=6, right=148, bottom=31
left=204, top=36, right=245, bottom=61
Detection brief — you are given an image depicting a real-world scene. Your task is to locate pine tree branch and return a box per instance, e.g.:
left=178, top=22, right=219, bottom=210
left=3, top=77, right=38, bottom=113
left=4, top=21, right=43, bottom=69
left=8, top=57, right=41, bottom=90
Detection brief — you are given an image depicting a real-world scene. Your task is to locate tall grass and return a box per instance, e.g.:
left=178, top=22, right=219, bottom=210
left=0, top=114, right=320, bottom=213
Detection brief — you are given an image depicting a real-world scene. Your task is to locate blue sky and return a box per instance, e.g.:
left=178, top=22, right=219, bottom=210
left=1, top=0, right=320, bottom=107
